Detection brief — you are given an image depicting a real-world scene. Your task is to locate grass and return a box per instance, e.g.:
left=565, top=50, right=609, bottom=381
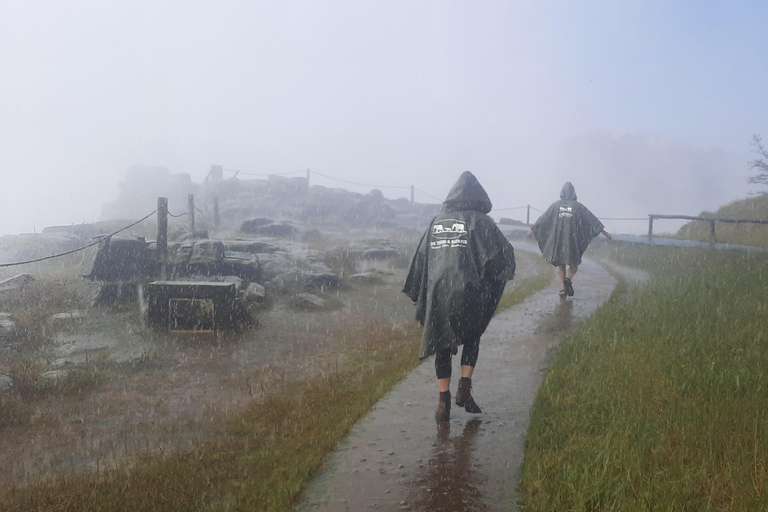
left=522, top=245, right=768, bottom=511
left=3, top=323, right=424, bottom=512
left=676, top=194, right=768, bottom=247
left=1, top=243, right=552, bottom=511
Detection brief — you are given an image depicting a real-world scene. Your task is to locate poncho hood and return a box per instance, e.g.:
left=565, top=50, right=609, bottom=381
left=443, top=171, right=493, bottom=214
left=560, top=182, right=577, bottom=201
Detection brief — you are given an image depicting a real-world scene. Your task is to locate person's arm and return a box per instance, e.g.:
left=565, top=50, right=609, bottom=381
left=527, top=229, right=534, bottom=238
left=601, top=230, right=612, bottom=240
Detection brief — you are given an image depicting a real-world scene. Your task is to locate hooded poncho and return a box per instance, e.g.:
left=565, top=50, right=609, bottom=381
left=402, top=172, right=516, bottom=360
left=531, top=182, right=604, bottom=267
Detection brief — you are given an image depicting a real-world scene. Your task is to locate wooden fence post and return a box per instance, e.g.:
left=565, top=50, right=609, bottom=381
left=188, top=194, right=195, bottom=234
left=157, top=197, right=168, bottom=280
left=648, top=215, right=654, bottom=240
left=710, top=220, right=716, bottom=243
left=213, top=197, right=220, bottom=228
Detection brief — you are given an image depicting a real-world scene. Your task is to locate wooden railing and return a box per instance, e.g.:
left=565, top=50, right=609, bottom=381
left=648, top=214, right=768, bottom=242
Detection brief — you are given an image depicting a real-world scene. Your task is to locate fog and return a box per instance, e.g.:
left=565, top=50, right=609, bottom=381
left=1, top=1, right=766, bottom=238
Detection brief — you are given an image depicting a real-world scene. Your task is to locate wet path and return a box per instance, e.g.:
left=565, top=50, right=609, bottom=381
left=296, top=254, right=617, bottom=511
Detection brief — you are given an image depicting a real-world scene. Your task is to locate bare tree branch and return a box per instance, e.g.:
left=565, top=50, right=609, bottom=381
left=747, top=134, right=768, bottom=186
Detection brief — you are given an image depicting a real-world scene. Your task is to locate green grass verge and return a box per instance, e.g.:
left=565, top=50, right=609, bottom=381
left=5, top=324, right=423, bottom=512
left=522, top=245, right=768, bottom=511
left=2, top=249, right=552, bottom=511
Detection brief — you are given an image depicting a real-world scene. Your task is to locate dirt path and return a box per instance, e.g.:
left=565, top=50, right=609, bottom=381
left=295, top=253, right=617, bottom=511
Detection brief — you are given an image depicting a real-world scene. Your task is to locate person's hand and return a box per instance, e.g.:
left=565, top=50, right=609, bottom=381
left=526, top=229, right=533, bottom=238
left=603, top=231, right=612, bottom=240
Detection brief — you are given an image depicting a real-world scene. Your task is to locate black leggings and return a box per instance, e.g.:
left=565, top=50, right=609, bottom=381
left=434, top=337, right=480, bottom=380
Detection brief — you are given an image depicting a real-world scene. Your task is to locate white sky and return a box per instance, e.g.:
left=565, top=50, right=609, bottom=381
left=1, top=0, right=766, bottom=237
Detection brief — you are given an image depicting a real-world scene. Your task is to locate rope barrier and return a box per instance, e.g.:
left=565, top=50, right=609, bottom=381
left=167, top=210, right=187, bottom=218
left=0, top=210, right=157, bottom=268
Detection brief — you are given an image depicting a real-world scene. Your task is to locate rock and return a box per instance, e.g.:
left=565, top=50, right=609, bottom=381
left=272, top=270, right=339, bottom=292
left=0, top=274, right=34, bottom=293
left=224, top=240, right=279, bottom=254
left=168, top=241, right=195, bottom=265
left=257, top=252, right=293, bottom=279
left=47, top=310, right=89, bottom=331
left=189, top=240, right=225, bottom=265
left=83, top=236, right=149, bottom=281
left=241, top=219, right=298, bottom=237
left=244, top=282, right=267, bottom=302
left=291, top=292, right=325, bottom=309
left=0, top=313, right=19, bottom=349
left=41, top=369, right=71, bottom=380
left=0, top=366, right=11, bottom=392
left=361, top=245, right=400, bottom=260
left=348, top=272, right=385, bottom=284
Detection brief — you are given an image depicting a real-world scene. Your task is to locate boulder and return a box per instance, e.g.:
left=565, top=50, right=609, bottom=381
left=0, top=274, right=34, bottom=293
left=83, top=236, right=149, bottom=281
left=189, top=240, right=225, bottom=265
left=272, top=270, right=339, bottom=292
left=291, top=292, right=325, bottom=309
left=0, top=313, right=19, bottom=349
left=241, top=219, right=298, bottom=237
left=257, top=252, right=293, bottom=279
left=361, top=244, right=400, bottom=260
left=224, top=240, right=279, bottom=254
left=47, top=310, right=89, bottom=331
left=244, top=282, right=267, bottom=302
left=220, top=251, right=262, bottom=280
left=0, top=366, right=11, bottom=392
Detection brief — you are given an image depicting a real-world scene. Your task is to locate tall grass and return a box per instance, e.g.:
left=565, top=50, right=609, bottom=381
left=522, top=245, right=768, bottom=511
left=2, top=250, right=551, bottom=511
left=676, top=194, right=768, bottom=247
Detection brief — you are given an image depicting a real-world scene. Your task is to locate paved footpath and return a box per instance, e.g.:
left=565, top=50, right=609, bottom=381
left=296, top=250, right=616, bottom=512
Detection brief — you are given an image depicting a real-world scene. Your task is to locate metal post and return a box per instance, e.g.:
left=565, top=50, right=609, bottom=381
left=411, top=185, right=414, bottom=204
left=648, top=215, right=654, bottom=240
left=710, top=220, right=716, bottom=243
left=213, top=197, right=220, bottom=228
left=306, top=169, right=310, bottom=187
left=157, top=197, right=168, bottom=280
left=188, top=194, right=195, bottom=234
left=526, top=205, right=530, bottom=225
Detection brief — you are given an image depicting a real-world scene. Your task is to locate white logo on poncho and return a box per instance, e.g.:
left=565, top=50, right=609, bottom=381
left=558, top=206, right=573, bottom=218
left=431, top=219, right=468, bottom=248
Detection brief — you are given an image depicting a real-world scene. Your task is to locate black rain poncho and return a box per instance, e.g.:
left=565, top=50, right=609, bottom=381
left=402, top=172, right=516, bottom=360
left=531, top=182, right=604, bottom=267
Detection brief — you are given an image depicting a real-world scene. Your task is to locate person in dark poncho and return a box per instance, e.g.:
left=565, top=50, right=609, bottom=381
left=403, top=172, right=516, bottom=422
left=527, top=182, right=612, bottom=298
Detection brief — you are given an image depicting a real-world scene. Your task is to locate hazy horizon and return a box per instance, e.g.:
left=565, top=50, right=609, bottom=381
left=2, top=1, right=766, bottom=238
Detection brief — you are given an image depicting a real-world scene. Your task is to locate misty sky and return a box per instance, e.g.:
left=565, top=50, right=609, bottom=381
left=1, top=0, right=767, bottom=237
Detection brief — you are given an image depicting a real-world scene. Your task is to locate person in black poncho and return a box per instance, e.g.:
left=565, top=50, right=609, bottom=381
left=527, top=182, right=612, bottom=298
left=403, top=172, right=516, bottom=422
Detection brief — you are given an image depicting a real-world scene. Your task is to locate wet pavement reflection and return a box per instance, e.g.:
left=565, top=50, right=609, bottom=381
left=296, top=246, right=618, bottom=512
left=412, top=420, right=486, bottom=512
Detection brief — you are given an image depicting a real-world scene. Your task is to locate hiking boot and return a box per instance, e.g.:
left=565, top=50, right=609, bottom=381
left=564, top=277, right=574, bottom=297
left=435, top=390, right=451, bottom=422
left=455, top=377, right=482, bottom=414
